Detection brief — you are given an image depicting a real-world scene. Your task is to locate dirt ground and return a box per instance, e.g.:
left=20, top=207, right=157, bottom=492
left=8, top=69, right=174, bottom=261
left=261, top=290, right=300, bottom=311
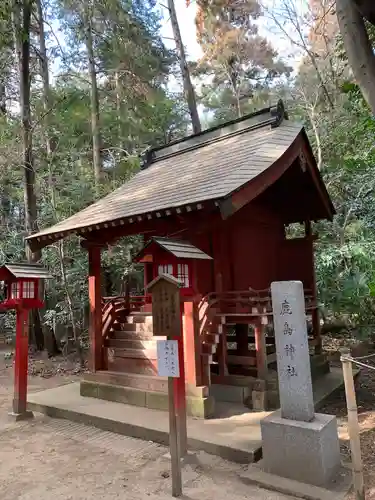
left=1, top=346, right=375, bottom=499
left=0, top=352, right=295, bottom=500
left=320, top=361, right=375, bottom=499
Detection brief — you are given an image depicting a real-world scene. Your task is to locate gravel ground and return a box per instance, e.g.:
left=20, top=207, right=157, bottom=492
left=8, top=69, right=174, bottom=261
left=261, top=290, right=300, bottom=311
left=321, top=360, right=375, bottom=500
left=3, top=346, right=375, bottom=499
left=0, top=354, right=296, bottom=500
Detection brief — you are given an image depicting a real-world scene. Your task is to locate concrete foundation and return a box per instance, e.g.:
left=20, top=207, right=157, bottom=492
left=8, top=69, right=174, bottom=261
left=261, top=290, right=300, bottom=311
left=80, top=380, right=215, bottom=418
left=261, top=410, right=341, bottom=487
left=27, top=382, right=265, bottom=464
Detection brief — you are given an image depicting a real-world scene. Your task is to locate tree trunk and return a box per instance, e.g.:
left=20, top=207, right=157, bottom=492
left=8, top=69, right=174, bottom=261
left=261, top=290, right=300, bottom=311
left=336, top=0, right=375, bottom=115
left=84, top=4, right=102, bottom=186
left=36, top=0, right=60, bottom=356
left=167, top=0, right=201, bottom=134
left=12, top=0, right=44, bottom=350
left=0, top=84, right=6, bottom=115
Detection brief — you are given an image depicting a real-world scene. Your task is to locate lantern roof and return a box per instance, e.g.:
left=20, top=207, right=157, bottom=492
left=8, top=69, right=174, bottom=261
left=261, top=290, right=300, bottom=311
left=0, top=263, right=53, bottom=280
left=134, top=237, right=213, bottom=263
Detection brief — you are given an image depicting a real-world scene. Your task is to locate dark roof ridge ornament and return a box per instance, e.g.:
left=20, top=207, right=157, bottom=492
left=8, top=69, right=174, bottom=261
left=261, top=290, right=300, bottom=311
left=140, top=100, right=288, bottom=170
left=140, top=146, right=156, bottom=170
left=271, top=99, right=288, bottom=129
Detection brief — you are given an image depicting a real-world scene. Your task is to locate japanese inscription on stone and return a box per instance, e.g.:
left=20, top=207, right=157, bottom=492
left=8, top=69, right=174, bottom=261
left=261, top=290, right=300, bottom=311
left=148, top=276, right=181, bottom=338
left=157, top=340, right=180, bottom=377
left=270, top=281, right=315, bottom=422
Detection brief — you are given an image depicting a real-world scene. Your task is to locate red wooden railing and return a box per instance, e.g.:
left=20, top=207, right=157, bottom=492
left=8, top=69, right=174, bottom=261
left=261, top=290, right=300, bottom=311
left=100, top=288, right=321, bottom=383
left=195, top=288, right=320, bottom=381
left=101, top=294, right=151, bottom=340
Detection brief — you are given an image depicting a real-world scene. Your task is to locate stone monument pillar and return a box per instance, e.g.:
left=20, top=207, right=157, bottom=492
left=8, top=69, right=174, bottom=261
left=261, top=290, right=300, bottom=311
left=260, top=281, right=341, bottom=487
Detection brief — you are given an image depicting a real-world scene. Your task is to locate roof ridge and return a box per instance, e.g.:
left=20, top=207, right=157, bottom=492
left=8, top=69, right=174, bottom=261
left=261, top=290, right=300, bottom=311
left=140, top=100, right=287, bottom=170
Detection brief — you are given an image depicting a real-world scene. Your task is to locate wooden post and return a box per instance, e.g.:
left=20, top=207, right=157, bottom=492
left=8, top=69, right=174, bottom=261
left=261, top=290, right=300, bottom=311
left=175, top=336, right=187, bottom=458
left=254, top=322, right=268, bottom=381
left=168, top=377, right=182, bottom=497
left=12, top=307, right=33, bottom=420
left=183, top=300, right=202, bottom=387
left=235, top=323, right=249, bottom=354
left=312, top=308, right=322, bottom=355
left=340, top=348, right=365, bottom=500
left=305, top=220, right=322, bottom=355
left=218, top=315, right=228, bottom=376
left=88, top=244, right=104, bottom=372
left=148, top=274, right=187, bottom=497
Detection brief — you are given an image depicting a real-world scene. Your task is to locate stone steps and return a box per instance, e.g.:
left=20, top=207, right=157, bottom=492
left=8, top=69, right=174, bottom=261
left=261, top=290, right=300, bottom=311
left=80, top=377, right=214, bottom=418
left=113, top=322, right=153, bottom=333
left=108, top=347, right=157, bottom=360
left=83, top=370, right=168, bottom=393
left=105, top=338, right=157, bottom=350
left=108, top=356, right=158, bottom=375
left=111, top=330, right=155, bottom=340
left=126, top=312, right=153, bottom=324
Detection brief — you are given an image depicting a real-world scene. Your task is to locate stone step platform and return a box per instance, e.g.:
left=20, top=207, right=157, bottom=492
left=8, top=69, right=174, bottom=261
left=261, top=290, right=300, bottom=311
left=107, top=357, right=158, bottom=375
left=211, top=367, right=350, bottom=411
left=81, top=374, right=213, bottom=418
left=112, top=321, right=153, bottom=333
left=27, top=382, right=263, bottom=463
left=105, top=338, right=157, bottom=349
left=311, top=353, right=330, bottom=380
left=111, top=330, right=155, bottom=340
left=108, top=346, right=157, bottom=360
left=84, top=370, right=168, bottom=392
left=126, top=312, right=153, bottom=324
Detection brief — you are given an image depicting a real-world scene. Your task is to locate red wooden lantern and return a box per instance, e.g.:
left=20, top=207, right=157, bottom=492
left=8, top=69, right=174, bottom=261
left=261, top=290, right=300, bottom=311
left=0, top=263, right=52, bottom=421
left=134, top=237, right=212, bottom=297
left=0, top=263, right=52, bottom=310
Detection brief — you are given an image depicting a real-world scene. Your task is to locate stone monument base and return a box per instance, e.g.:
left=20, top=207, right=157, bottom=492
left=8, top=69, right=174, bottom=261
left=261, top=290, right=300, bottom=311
left=261, top=410, right=341, bottom=487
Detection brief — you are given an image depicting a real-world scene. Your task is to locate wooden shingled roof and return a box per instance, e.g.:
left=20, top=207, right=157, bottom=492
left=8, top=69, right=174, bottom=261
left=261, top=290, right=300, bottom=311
left=26, top=100, right=331, bottom=251
left=0, top=263, right=53, bottom=279
left=134, top=237, right=213, bottom=262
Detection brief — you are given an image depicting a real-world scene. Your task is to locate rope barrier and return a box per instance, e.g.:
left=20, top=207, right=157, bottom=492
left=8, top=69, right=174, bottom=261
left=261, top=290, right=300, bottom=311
left=350, top=352, right=375, bottom=361
left=341, top=355, right=375, bottom=371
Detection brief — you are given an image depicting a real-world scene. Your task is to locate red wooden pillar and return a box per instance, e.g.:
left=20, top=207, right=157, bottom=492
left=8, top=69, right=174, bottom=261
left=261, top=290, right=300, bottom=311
left=212, top=229, right=228, bottom=377
left=12, top=307, right=33, bottom=419
left=305, top=221, right=321, bottom=354
left=235, top=324, right=249, bottom=354
left=254, top=322, right=268, bottom=380
left=87, top=243, right=105, bottom=372
left=218, top=316, right=229, bottom=376
left=183, top=300, right=202, bottom=387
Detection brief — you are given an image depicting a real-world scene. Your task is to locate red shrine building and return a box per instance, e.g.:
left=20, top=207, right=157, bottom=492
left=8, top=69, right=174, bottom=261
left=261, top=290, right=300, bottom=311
left=27, top=101, right=335, bottom=417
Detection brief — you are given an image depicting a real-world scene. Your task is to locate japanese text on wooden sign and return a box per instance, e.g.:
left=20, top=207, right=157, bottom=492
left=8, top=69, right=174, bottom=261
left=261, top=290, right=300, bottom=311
left=151, top=281, right=181, bottom=337
left=157, top=340, right=180, bottom=378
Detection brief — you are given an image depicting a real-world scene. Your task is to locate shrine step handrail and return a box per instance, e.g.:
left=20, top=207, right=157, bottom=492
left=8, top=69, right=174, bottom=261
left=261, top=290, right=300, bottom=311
left=101, top=295, right=151, bottom=339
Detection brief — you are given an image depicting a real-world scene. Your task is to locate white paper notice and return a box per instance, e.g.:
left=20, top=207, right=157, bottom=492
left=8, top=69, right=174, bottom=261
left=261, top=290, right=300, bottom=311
left=156, top=340, right=180, bottom=377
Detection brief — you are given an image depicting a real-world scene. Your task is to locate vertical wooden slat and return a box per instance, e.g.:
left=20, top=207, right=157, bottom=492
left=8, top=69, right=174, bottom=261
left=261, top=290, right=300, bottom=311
left=312, top=308, right=322, bottom=355
left=255, top=321, right=268, bottom=380
left=88, top=245, right=104, bottom=371
left=183, top=300, right=202, bottom=387
left=218, top=315, right=228, bottom=376
left=305, top=220, right=322, bottom=355
left=235, top=323, right=249, bottom=354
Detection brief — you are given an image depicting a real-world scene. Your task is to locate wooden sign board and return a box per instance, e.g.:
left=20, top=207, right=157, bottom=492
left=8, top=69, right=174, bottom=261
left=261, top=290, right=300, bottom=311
left=157, top=340, right=180, bottom=377
left=147, top=274, right=181, bottom=337
left=147, top=274, right=184, bottom=497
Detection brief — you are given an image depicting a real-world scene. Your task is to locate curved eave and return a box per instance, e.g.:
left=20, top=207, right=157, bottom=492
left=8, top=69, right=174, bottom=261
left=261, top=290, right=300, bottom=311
left=219, top=130, right=335, bottom=222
